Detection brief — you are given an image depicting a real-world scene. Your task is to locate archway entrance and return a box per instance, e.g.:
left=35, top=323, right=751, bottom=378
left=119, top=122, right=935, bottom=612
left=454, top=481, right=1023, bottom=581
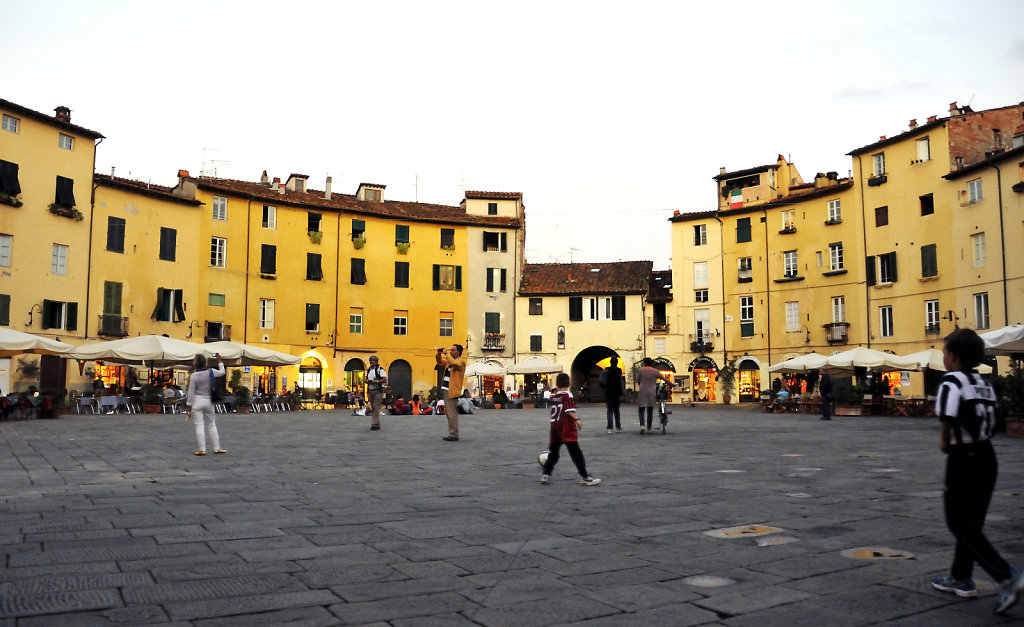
left=736, top=358, right=761, bottom=402
left=388, top=359, right=412, bottom=400
left=298, top=356, right=322, bottom=399
left=689, top=356, right=718, bottom=402
left=343, top=358, right=365, bottom=393
left=570, top=346, right=619, bottom=402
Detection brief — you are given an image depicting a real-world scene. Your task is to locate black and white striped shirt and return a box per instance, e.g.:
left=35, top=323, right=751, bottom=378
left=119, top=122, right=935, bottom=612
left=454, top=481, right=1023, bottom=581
left=935, top=370, right=998, bottom=446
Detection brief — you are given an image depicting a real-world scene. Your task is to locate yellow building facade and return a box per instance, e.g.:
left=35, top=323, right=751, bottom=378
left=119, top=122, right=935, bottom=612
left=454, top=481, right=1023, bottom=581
left=0, top=98, right=103, bottom=392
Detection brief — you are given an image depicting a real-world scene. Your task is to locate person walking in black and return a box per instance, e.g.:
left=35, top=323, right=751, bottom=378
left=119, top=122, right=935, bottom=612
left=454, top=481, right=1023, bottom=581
left=818, top=372, right=834, bottom=421
left=929, top=328, right=1023, bottom=614
left=600, top=357, right=624, bottom=434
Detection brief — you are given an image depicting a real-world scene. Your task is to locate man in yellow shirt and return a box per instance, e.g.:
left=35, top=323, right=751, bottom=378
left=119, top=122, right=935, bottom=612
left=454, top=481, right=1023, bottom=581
left=436, top=344, right=467, bottom=441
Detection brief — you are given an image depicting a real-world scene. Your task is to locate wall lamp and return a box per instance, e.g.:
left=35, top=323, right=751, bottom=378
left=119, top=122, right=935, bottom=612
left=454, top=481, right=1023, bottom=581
left=801, top=325, right=811, bottom=343
left=185, top=320, right=200, bottom=338
left=25, top=303, right=41, bottom=327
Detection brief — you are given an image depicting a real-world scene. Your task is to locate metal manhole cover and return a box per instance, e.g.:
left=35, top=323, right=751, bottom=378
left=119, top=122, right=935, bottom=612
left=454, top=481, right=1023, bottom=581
left=705, top=524, right=784, bottom=539
left=841, top=547, right=914, bottom=560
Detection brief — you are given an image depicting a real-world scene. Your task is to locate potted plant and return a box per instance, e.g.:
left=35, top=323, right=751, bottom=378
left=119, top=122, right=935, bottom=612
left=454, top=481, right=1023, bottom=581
left=833, top=380, right=863, bottom=416
left=396, top=241, right=410, bottom=254
left=717, top=357, right=737, bottom=404
left=993, top=360, right=1024, bottom=437
left=48, top=203, right=84, bottom=221
left=353, top=236, right=366, bottom=249
left=287, top=389, right=303, bottom=411
left=141, top=384, right=163, bottom=413
left=308, top=230, right=322, bottom=244
left=234, top=386, right=251, bottom=413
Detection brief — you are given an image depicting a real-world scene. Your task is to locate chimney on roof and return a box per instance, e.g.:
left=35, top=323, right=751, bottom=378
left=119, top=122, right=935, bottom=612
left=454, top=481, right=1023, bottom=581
left=54, top=106, right=71, bottom=122
left=272, top=177, right=284, bottom=195
left=949, top=101, right=966, bottom=117
left=927, top=115, right=937, bottom=123
left=260, top=170, right=269, bottom=186
left=909, top=119, right=917, bottom=129
left=325, top=176, right=332, bottom=201
left=719, top=167, right=726, bottom=175
left=879, top=136, right=886, bottom=141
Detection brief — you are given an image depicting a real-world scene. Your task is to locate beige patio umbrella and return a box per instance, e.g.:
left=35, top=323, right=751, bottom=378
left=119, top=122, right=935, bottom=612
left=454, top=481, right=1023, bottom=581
left=901, top=348, right=993, bottom=374
left=824, top=346, right=919, bottom=372
left=465, top=360, right=507, bottom=377
left=767, top=352, right=828, bottom=373
left=67, top=334, right=205, bottom=368
left=979, top=323, right=1024, bottom=356
left=0, top=328, right=73, bottom=357
left=203, top=341, right=300, bottom=366
left=507, top=356, right=563, bottom=374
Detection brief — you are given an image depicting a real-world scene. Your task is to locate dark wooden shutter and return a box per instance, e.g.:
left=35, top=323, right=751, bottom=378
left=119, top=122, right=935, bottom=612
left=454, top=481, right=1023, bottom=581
left=55, top=176, right=76, bottom=207
left=351, top=258, right=366, bottom=285
left=307, top=253, right=323, bottom=280
left=261, top=244, right=276, bottom=275
left=569, top=296, right=583, bottom=321
left=455, top=266, right=462, bottom=291
left=500, top=232, right=507, bottom=252
left=0, top=294, right=9, bottom=326
left=173, top=290, right=185, bottom=322
left=865, top=256, right=876, bottom=286
left=151, top=288, right=165, bottom=319
left=888, top=252, right=898, bottom=282
left=106, top=217, right=125, bottom=253
left=395, top=224, right=409, bottom=243
left=432, top=264, right=440, bottom=290
left=0, top=160, right=21, bottom=195
left=65, top=302, right=78, bottom=331
left=486, top=269, right=494, bottom=292
left=500, top=269, right=507, bottom=292
left=611, top=295, right=626, bottom=320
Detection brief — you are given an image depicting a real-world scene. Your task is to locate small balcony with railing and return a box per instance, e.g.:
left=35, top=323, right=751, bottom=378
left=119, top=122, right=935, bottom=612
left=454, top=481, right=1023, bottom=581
left=97, top=314, right=129, bottom=337
left=925, top=322, right=941, bottom=336
left=823, top=322, right=850, bottom=344
left=648, top=316, right=669, bottom=333
left=689, top=331, right=714, bottom=353
left=204, top=322, right=232, bottom=343
left=482, top=332, right=505, bottom=351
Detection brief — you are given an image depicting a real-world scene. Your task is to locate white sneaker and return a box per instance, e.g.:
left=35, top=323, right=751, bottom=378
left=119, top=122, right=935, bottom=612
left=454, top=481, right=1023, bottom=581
left=606, top=428, right=613, bottom=434
left=540, top=474, right=549, bottom=485
left=579, top=476, right=601, bottom=486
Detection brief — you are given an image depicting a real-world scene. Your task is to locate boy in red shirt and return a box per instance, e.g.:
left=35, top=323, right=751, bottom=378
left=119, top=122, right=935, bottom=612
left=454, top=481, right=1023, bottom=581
left=541, top=373, right=601, bottom=486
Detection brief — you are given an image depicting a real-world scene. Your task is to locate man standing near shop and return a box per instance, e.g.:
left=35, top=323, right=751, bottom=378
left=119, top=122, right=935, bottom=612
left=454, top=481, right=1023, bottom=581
left=436, top=344, right=466, bottom=441
left=365, top=355, right=388, bottom=431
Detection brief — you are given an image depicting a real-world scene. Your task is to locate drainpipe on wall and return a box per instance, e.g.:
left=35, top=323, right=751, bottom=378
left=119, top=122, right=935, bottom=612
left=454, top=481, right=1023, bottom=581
left=714, top=216, right=727, bottom=366
left=760, top=209, right=771, bottom=366
left=333, top=208, right=342, bottom=359
left=243, top=197, right=252, bottom=344
left=989, top=163, right=1009, bottom=326
left=84, top=137, right=104, bottom=340
left=855, top=155, right=871, bottom=347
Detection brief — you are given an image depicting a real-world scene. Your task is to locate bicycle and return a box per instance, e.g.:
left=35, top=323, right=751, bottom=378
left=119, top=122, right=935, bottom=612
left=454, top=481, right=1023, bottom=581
left=656, top=382, right=671, bottom=434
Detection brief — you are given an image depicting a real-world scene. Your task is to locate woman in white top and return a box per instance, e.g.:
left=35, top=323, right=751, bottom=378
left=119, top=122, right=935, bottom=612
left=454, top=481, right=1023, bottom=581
left=186, top=353, right=226, bottom=455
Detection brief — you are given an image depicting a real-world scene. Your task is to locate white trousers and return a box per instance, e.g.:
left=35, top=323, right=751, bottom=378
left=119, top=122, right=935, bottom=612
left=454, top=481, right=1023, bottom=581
left=191, top=399, right=220, bottom=452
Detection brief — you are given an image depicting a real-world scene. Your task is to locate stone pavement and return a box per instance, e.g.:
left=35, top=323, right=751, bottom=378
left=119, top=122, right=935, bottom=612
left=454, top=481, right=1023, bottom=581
left=0, top=403, right=1021, bottom=626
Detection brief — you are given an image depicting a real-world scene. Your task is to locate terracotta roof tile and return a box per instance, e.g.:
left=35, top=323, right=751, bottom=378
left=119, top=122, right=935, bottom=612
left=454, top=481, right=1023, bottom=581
left=190, top=176, right=520, bottom=228
left=95, top=174, right=202, bottom=205
left=519, top=261, right=653, bottom=295
left=647, top=270, right=674, bottom=303
left=465, top=190, right=523, bottom=200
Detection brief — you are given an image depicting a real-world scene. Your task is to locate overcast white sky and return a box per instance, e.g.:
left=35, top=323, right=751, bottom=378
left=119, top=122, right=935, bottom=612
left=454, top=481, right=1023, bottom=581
left=4, top=1, right=1023, bottom=269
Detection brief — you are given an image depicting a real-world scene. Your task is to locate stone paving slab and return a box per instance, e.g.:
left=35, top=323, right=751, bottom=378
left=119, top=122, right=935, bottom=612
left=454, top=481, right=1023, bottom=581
left=0, top=405, right=1021, bottom=624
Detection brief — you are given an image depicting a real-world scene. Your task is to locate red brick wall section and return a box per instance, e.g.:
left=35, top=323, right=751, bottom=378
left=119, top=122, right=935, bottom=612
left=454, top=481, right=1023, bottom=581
left=947, top=105, right=1024, bottom=170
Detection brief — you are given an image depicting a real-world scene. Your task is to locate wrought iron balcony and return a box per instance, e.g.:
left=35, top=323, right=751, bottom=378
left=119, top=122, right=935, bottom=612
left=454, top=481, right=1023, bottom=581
left=204, top=323, right=232, bottom=343
left=823, top=322, right=850, bottom=344
left=925, top=323, right=941, bottom=336
left=647, top=316, right=669, bottom=333
left=688, top=332, right=713, bottom=353
left=97, top=314, right=129, bottom=337
left=482, top=333, right=505, bottom=351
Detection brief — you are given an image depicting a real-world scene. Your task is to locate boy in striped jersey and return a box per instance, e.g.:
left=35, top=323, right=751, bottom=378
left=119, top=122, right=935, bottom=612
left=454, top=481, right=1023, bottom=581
left=930, top=329, right=1023, bottom=615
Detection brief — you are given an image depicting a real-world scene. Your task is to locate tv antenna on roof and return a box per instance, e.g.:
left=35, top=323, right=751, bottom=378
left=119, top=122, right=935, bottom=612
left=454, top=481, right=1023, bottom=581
left=202, top=148, right=230, bottom=177
left=568, top=247, right=581, bottom=263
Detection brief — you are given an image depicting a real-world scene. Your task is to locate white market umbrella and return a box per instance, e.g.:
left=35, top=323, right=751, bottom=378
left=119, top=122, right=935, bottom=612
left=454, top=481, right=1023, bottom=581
left=824, top=346, right=918, bottom=372
left=507, top=356, right=563, bottom=374
left=68, top=334, right=206, bottom=368
left=901, top=348, right=992, bottom=374
left=0, top=328, right=73, bottom=357
left=203, top=341, right=300, bottom=367
left=767, top=352, right=828, bottom=373
left=465, top=361, right=507, bottom=377
left=980, top=324, right=1024, bottom=356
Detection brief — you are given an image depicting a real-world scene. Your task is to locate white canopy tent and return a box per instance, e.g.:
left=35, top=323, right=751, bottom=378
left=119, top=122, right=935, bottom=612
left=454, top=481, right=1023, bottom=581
left=465, top=361, right=508, bottom=377
left=823, top=346, right=919, bottom=373
left=0, top=328, right=73, bottom=357
left=767, top=352, right=828, bottom=373
left=507, top=356, right=563, bottom=374
left=67, top=335, right=205, bottom=368
left=979, top=324, right=1024, bottom=356
left=203, top=341, right=300, bottom=367
left=900, top=348, right=992, bottom=374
